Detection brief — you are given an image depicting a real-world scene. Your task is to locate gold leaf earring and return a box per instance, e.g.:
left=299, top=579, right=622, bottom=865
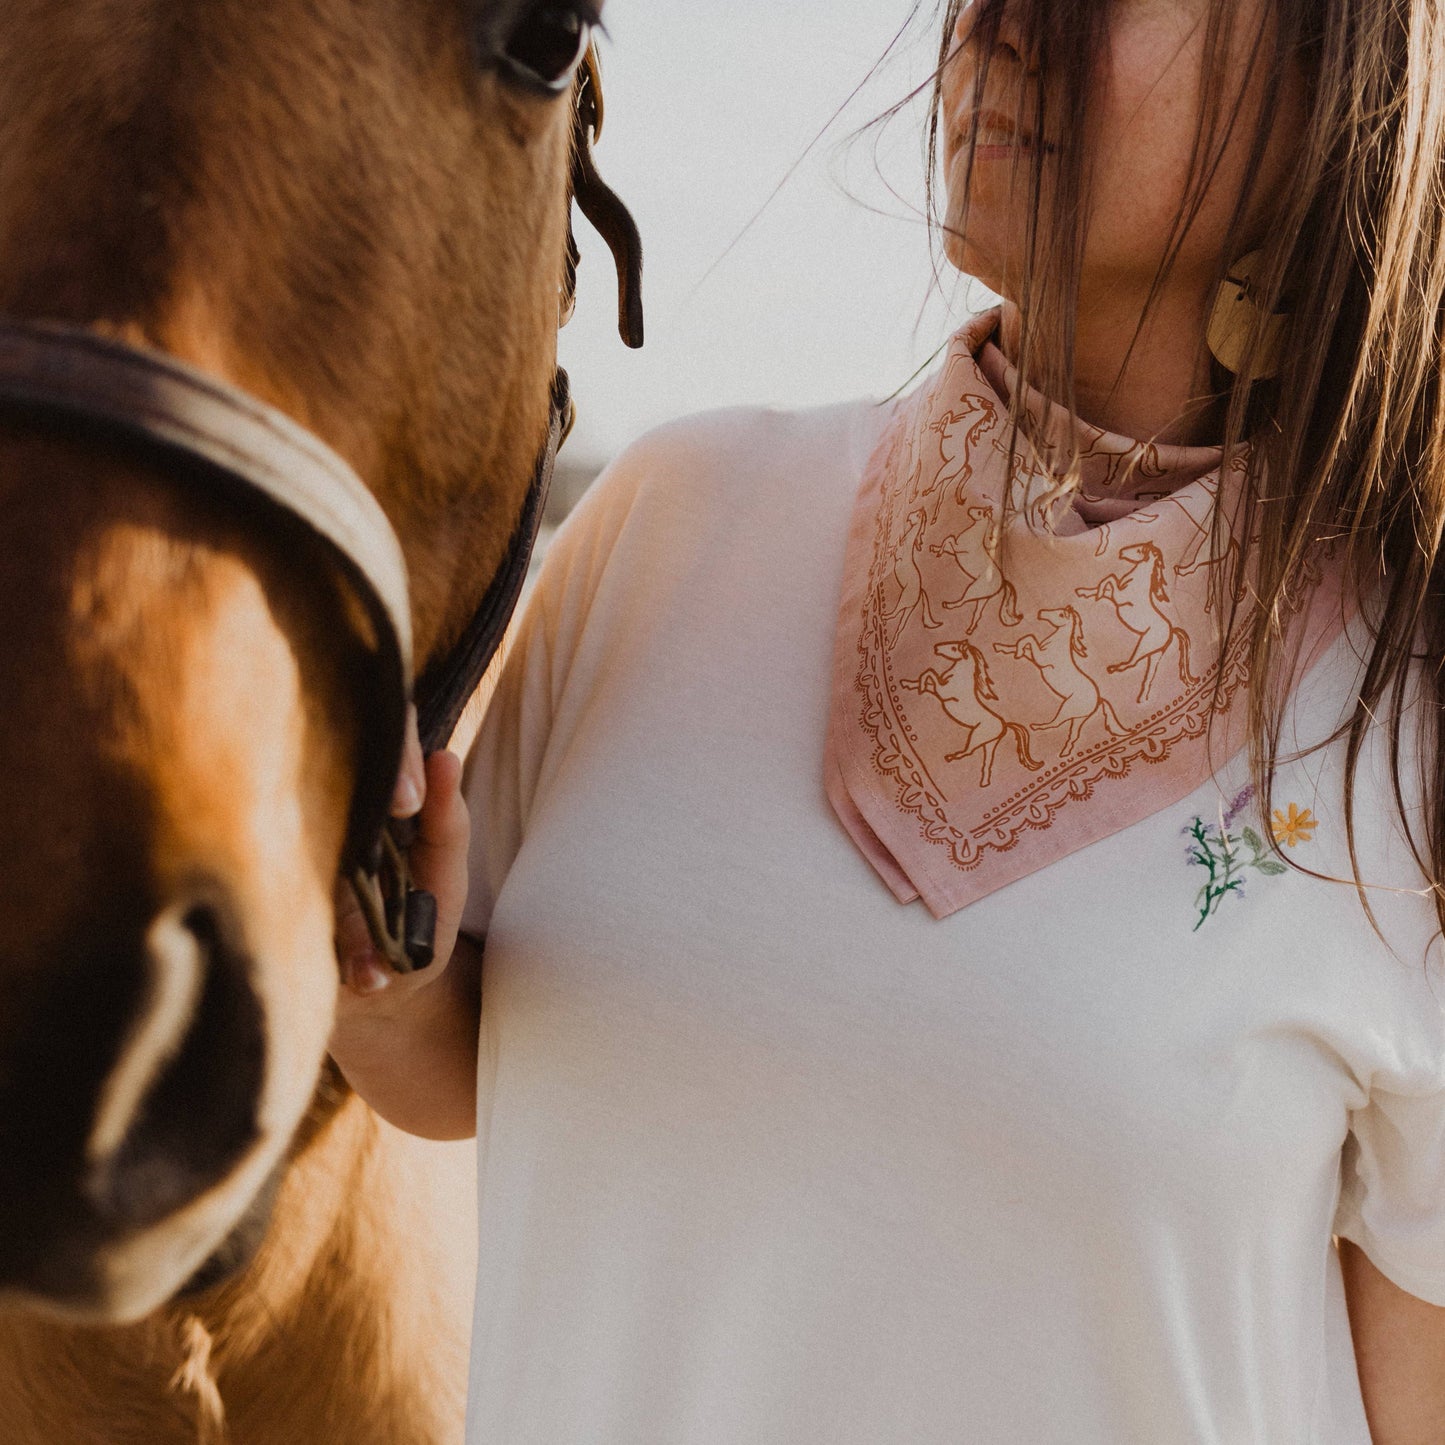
left=1206, top=250, right=1288, bottom=380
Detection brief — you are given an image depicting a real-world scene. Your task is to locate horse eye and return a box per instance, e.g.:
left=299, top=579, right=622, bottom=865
left=498, top=3, right=595, bottom=94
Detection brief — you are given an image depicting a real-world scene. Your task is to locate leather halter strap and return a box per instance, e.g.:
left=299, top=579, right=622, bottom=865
left=567, top=48, right=645, bottom=351
left=0, top=318, right=569, bottom=974
left=0, top=320, right=415, bottom=877
left=0, top=44, right=642, bottom=972
left=414, top=368, right=569, bottom=754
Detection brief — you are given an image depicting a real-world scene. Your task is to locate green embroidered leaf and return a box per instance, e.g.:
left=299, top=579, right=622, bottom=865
left=1183, top=801, right=1290, bottom=930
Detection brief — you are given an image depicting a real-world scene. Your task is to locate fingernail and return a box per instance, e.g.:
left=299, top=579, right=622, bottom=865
left=394, top=772, right=423, bottom=817
left=349, top=958, right=391, bottom=996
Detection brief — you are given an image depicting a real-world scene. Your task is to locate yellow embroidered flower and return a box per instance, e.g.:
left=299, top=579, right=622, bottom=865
left=1271, top=804, right=1317, bottom=848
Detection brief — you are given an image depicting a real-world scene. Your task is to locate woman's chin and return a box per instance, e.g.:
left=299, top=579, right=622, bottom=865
left=939, top=232, right=1009, bottom=303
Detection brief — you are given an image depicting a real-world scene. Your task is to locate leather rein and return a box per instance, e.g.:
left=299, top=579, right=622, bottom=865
left=0, top=47, right=643, bottom=974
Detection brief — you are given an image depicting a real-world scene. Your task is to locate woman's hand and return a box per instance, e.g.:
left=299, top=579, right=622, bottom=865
left=329, top=709, right=483, bottom=1140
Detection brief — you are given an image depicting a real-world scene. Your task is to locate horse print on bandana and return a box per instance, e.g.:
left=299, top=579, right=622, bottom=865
left=824, top=311, right=1342, bottom=920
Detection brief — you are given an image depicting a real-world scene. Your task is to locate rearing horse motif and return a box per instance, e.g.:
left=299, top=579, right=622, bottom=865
left=993, top=605, right=1126, bottom=758
left=901, top=640, right=1042, bottom=788
left=912, top=394, right=998, bottom=523
left=1075, top=541, right=1199, bottom=704
left=1168, top=485, right=1242, bottom=613
left=880, top=507, right=943, bottom=646
left=930, top=504, right=1022, bottom=634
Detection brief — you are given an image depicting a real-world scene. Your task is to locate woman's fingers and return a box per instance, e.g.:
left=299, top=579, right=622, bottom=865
left=391, top=703, right=425, bottom=818
left=410, top=751, right=472, bottom=965
left=414, top=751, right=470, bottom=859
left=333, top=878, right=391, bottom=996
left=336, top=749, right=471, bottom=1002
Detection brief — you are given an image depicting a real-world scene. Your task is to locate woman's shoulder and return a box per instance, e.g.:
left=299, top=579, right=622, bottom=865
left=522, top=395, right=888, bottom=641
left=574, top=396, right=893, bottom=530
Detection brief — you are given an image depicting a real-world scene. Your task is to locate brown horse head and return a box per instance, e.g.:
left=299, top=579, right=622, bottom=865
left=0, top=0, right=596, bottom=1321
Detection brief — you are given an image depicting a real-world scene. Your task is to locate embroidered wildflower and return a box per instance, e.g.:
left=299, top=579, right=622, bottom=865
left=1270, top=804, right=1317, bottom=849
left=1185, top=812, right=1287, bottom=930
left=1222, top=785, right=1256, bottom=831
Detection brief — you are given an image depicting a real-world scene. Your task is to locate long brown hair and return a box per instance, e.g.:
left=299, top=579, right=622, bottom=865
left=905, top=0, right=1445, bottom=928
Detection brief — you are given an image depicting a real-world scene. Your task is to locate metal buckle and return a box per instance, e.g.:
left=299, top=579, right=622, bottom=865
left=348, top=819, right=438, bottom=975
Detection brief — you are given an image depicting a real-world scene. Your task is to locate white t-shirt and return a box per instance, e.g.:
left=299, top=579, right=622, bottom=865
left=461, top=400, right=1445, bottom=1444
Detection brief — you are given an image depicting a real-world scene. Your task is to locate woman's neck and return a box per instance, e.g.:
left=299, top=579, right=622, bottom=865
left=999, top=287, right=1224, bottom=447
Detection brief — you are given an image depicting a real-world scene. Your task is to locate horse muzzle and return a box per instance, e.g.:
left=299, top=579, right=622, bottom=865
left=0, top=874, right=280, bottom=1321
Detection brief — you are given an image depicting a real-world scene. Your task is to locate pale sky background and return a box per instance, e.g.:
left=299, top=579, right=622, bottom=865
left=558, top=0, right=989, bottom=469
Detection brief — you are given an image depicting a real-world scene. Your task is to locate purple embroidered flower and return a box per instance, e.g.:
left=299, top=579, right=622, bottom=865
left=1222, top=784, right=1256, bottom=832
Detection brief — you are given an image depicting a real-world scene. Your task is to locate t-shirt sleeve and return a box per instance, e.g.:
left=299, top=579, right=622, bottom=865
left=458, top=584, right=556, bottom=943
left=1335, top=1078, right=1445, bottom=1306
left=458, top=427, right=662, bottom=941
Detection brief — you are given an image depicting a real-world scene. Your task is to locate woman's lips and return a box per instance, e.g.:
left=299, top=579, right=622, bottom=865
left=942, top=109, right=1057, bottom=165
left=950, top=107, right=1049, bottom=163
left=974, top=141, right=1032, bottom=160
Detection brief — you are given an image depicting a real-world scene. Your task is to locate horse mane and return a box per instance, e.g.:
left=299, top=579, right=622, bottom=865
left=963, top=395, right=996, bottom=444
left=1064, top=606, right=1087, bottom=659
left=1147, top=547, right=1171, bottom=606
left=963, top=641, right=999, bottom=702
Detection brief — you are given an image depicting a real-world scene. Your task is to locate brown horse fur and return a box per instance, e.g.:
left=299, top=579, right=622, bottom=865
left=0, top=1067, right=477, bottom=1444
left=0, top=0, right=588, bottom=1437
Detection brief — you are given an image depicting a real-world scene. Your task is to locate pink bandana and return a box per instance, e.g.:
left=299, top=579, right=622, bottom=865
left=825, top=310, right=1341, bottom=918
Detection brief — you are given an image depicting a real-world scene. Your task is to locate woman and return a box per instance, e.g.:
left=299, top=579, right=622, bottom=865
left=334, top=1, right=1445, bottom=1437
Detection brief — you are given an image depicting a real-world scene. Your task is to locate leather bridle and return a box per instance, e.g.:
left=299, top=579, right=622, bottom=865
left=0, top=46, right=643, bottom=973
